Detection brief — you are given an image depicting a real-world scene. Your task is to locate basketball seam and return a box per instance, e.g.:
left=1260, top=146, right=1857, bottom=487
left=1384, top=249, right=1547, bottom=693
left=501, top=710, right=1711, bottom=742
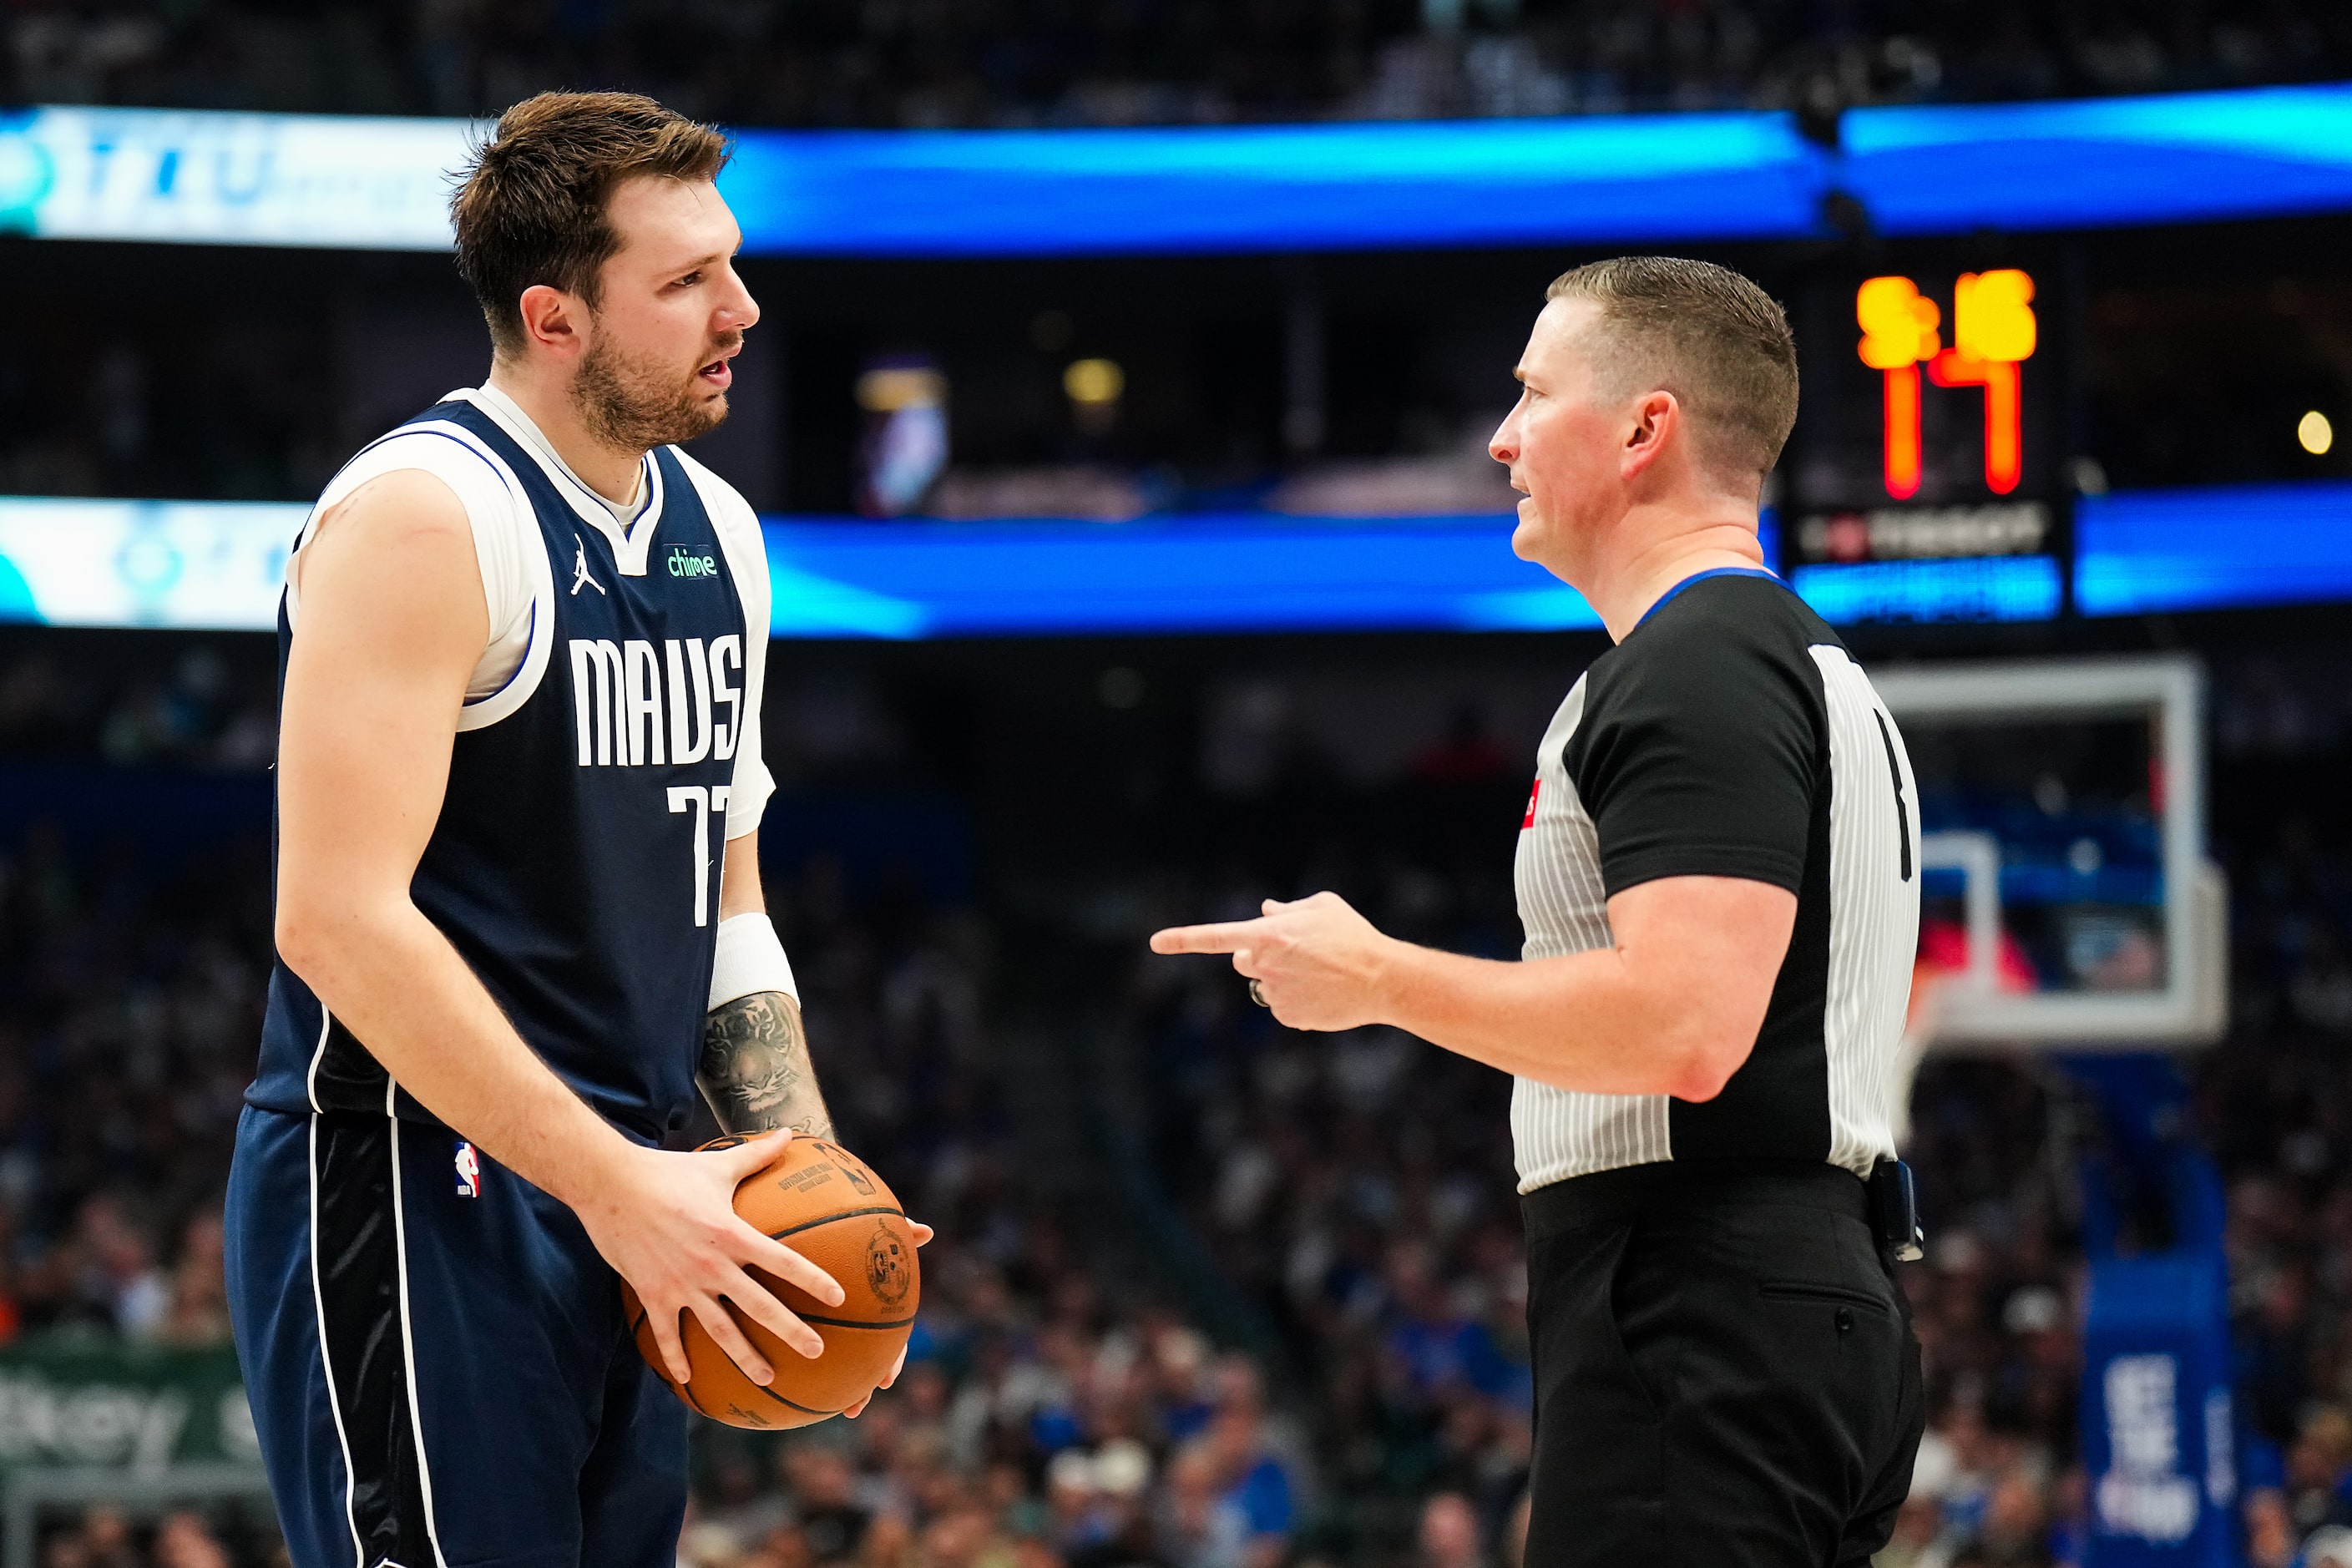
left=763, top=1205, right=905, bottom=1239
left=742, top=1378, right=842, bottom=1417
left=790, top=1311, right=918, bottom=1329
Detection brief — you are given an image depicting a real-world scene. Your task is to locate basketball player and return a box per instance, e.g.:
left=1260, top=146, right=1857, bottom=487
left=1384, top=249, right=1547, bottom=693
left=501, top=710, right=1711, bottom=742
left=224, top=94, right=924, bottom=1568
left=1155, top=258, right=1925, bottom=1565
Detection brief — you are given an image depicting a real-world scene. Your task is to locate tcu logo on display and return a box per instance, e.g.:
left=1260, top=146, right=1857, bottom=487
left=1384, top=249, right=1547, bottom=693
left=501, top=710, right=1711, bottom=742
left=569, top=635, right=743, bottom=769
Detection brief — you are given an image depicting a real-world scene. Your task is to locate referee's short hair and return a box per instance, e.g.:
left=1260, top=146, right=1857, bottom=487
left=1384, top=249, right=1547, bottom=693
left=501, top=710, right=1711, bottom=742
left=453, top=92, right=731, bottom=357
left=1546, top=257, right=1798, bottom=486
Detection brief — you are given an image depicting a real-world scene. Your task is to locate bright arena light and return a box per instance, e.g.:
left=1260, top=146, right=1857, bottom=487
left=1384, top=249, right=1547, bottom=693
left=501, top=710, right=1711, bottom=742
left=1063, top=358, right=1125, bottom=406
left=2300, top=410, right=2335, bottom=455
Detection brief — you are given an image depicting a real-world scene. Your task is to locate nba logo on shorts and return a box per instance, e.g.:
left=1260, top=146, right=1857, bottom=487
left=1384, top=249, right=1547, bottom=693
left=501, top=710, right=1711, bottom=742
left=453, top=1140, right=481, bottom=1198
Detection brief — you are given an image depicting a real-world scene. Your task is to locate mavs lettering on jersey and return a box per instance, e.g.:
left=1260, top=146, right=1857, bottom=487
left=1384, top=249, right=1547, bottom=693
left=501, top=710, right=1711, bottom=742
left=567, top=635, right=741, bottom=769
left=249, top=396, right=760, bottom=1144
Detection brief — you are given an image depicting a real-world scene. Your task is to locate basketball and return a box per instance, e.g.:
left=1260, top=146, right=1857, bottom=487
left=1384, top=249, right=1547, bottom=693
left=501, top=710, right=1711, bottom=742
left=623, top=1135, right=920, bottom=1430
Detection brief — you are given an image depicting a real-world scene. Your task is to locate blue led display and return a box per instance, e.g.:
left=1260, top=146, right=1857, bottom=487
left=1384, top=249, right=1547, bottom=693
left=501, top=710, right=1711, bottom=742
left=1839, top=86, right=2352, bottom=237
left=1791, top=556, right=2065, bottom=625
left=3, top=83, right=2349, bottom=255
left=716, top=83, right=2352, bottom=254
left=6, top=482, right=2352, bottom=638
left=718, top=114, right=1823, bottom=255
left=760, top=513, right=1602, bottom=639
left=2074, top=481, right=2352, bottom=617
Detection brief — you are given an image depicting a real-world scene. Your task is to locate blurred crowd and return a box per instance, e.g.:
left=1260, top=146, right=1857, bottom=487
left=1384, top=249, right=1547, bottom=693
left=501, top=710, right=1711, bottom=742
left=0, top=637, right=278, bottom=773
left=0, top=806, right=260, bottom=1346
left=40, top=1507, right=250, bottom=1568
left=7, top=640, right=2352, bottom=1566
left=8, top=0, right=2347, bottom=128
left=1108, top=760, right=1532, bottom=1564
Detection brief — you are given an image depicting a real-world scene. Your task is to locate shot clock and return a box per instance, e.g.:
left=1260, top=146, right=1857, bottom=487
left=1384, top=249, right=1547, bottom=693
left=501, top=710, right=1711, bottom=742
left=1857, top=270, right=2036, bottom=499
left=1780, top=258, right=2071, bottom=623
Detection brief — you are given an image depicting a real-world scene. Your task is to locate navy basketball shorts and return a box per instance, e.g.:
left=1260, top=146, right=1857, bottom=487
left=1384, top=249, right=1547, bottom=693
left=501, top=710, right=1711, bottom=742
left=225, top=1105, right=688, bottom=1568
left=1520, top=1160, right=1925, bottom=1568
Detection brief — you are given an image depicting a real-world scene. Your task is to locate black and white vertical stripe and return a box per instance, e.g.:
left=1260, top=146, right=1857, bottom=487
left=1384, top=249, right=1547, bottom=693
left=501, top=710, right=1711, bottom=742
left=1510, top=675, right=1674, bottom=1188
left=1810, top=646, right=1920, bottom=1176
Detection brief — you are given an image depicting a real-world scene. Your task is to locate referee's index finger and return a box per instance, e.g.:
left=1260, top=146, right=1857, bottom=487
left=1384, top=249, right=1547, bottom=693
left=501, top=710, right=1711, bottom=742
left=1150, top=919, right=1262, bottom=954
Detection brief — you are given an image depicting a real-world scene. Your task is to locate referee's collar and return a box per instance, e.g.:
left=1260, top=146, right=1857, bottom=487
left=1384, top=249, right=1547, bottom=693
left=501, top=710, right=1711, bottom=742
left=1632, top=567, right=1786, bottom=633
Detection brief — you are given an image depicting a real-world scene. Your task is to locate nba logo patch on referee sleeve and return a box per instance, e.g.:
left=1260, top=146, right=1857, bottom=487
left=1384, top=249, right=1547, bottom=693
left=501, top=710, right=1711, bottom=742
left=1521, top=778, right=1542, bottom=829
left=454, top=1140, right=481, bottom=1198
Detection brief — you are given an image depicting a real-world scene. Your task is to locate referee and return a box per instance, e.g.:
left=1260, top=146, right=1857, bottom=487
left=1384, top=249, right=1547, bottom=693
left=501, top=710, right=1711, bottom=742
left=1153, top=257, right=1925, bottom=1565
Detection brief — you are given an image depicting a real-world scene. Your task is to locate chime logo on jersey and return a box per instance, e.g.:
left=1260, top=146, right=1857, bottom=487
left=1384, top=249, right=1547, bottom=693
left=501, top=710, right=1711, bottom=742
left=569, top=634, right=744, bottom=768
left=453, top=1140, right=481, bottom=1198
left=665, top=544, right=721, bottom=579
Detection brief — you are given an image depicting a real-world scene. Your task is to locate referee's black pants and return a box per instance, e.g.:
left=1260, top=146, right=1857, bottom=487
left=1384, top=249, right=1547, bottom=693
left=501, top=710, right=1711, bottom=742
left=1520, top=1159, right=1924, bottom=1567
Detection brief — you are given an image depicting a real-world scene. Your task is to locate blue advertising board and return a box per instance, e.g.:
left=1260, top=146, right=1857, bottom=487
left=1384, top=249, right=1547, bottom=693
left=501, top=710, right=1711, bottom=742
left=2080, top=1255, right=2238, bottom=1565
left=2066, top=1056, right=2241, bottom=1566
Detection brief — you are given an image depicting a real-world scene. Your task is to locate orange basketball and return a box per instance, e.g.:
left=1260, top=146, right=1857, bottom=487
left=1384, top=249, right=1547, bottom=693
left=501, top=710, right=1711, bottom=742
left=622, top=1135, right=919, bottom=1430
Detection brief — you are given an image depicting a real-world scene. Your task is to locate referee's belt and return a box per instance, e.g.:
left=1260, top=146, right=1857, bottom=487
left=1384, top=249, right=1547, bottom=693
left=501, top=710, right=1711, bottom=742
left=1522, top=1156, right=1924, bottom=1260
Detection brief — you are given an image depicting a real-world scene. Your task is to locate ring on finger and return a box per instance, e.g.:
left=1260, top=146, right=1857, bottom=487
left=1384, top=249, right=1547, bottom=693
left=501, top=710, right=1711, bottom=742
left=1248, top=978, right=1269, bottom=1008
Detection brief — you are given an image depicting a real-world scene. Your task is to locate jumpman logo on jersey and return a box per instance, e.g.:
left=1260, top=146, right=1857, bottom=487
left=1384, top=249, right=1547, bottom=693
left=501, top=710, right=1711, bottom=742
left=569, top=535, right=605, bottom=596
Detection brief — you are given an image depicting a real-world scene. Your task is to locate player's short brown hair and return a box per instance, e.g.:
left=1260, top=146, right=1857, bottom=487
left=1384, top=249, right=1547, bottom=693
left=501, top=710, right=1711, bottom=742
left=1545, top=256, right=1798, bottom=485
left=452, top=92, right=731, bottom=356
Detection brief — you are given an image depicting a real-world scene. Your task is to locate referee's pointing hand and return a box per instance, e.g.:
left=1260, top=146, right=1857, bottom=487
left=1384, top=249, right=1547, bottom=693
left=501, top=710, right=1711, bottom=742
left=1151, top=891, right=1391, bottom=1031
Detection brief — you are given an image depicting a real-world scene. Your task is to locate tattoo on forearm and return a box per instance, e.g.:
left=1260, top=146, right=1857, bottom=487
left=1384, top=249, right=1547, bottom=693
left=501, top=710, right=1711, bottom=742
left=697, top=991, right=835, bottom=1139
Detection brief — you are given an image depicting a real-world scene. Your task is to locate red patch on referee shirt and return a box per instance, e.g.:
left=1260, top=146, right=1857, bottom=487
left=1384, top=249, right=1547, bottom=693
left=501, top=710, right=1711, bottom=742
left=1521, top=778, right=1541, bottom=829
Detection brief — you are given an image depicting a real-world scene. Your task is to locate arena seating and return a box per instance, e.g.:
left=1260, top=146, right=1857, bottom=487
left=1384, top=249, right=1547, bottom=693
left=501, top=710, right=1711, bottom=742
left=7, top=0, right=2345, bottom=129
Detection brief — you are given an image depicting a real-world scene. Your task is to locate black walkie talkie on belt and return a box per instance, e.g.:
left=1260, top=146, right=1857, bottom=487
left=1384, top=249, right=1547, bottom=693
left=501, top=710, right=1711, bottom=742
left=1868, top=1158, right=1925, bottom=1262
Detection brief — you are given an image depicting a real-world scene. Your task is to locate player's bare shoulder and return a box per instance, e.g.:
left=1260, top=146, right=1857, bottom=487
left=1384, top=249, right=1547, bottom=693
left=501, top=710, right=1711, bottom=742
left=309, top=468, right=471, bottom=551
left=287, top=467, right=489, bottom=664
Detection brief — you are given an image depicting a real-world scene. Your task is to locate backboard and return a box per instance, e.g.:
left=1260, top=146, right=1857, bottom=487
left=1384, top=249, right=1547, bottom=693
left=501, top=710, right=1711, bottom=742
left=1875, top=655, right=2228, bottom=1053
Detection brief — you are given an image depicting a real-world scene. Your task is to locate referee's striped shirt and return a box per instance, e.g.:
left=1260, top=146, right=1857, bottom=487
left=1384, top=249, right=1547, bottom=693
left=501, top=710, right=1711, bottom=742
left=1510, top=569, right=1921, bottom=1193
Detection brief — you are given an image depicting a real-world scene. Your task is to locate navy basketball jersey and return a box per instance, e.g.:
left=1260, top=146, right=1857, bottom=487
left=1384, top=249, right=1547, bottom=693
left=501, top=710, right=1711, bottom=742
left=249, top=395, right=766, bottom=1144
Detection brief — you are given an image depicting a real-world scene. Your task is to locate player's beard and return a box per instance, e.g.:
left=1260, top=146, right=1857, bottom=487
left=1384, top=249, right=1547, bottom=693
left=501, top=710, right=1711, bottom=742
left=573, top=327, right=739, bottom=452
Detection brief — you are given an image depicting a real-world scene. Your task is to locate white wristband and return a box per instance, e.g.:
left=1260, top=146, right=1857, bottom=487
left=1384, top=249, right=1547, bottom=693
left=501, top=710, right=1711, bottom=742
left=709, top=913, right=798, bottom=1010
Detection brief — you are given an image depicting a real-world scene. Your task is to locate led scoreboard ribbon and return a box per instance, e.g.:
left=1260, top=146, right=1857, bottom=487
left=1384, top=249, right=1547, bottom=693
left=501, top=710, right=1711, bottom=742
left=8, top=486, right=2352, bottom=631
left=5, top=86, right=2352, bottom=254
left=1856, top=271, right=2038, bottom=499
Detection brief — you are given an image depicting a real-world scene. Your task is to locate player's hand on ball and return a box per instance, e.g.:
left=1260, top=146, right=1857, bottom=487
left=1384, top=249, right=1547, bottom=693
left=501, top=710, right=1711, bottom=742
left=578, top=1129, right=847, bottom=1388
left=1150, top=891, right=1392, bottom=1031
left=839, top=1232, right=929, bottom=1424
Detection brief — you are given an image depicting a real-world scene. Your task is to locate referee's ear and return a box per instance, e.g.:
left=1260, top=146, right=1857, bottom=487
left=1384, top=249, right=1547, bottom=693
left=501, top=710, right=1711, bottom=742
left=1620, top=390, right=1682, bottom=485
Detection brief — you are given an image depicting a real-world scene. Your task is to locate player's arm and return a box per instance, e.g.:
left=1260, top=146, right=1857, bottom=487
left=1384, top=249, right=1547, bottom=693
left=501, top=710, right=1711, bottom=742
left=698, top=830, right=930, bottom=1418
left=1150, top=878, right=1793, bottom=1100
left=273, top=471, right=843, bottom=1387
left=699, top=832, right=836, bottom=1139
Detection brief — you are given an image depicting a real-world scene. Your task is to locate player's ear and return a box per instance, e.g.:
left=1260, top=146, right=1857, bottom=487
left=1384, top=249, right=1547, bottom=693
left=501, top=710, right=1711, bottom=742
left=517, top=284, right=584, bottom=362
